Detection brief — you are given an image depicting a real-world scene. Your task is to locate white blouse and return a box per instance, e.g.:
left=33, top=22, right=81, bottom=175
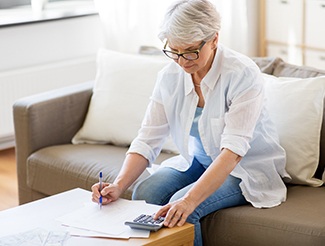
left=128, top=44, right=291, bottom=208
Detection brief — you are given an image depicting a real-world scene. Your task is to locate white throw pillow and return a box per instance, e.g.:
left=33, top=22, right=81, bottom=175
left=72, top=49, right=177, bottom=153
left=263, top=74, right=325, bottom=186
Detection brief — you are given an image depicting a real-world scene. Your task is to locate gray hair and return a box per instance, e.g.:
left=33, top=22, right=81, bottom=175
left=158, top=0, right=221, bottom=46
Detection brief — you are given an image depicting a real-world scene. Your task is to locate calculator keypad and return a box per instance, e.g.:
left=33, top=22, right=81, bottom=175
left=133, top=214, right=165, bottom=225
left=125, top=214, right=165, bottom=231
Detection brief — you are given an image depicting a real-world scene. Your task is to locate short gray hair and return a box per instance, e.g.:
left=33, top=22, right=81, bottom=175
left=158, top=0, right=221, bottom=46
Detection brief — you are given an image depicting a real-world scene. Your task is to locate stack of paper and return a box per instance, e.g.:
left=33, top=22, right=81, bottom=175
left=57, top=199, right=162, bottom=239
left=0, top=228, right=70, bottom=246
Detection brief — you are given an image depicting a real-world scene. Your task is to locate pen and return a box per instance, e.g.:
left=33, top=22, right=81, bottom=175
left=99, top=171, right=103, bottom=209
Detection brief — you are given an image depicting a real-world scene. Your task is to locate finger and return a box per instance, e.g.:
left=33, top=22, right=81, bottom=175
left=91, top=185, right=100, bottom=202
left=101, top=185, right=118, bottom=204
left=91, top=182, right=109, bottom=202
left=92, top=182, right=109, bottom=194
left=92, top=195, right=111, bottom=205
left=92, top=193, right=101, bottom=203
left=168, top=210, right=183, bottom=227
left=154, top=205, right=170, bottom=219
left=177, top=213, right=187, bottom=226
left=100, top=183, right=111, bottom=196
left=91, top=183, right=100, bottom=194
left=164, top=207, right=177, bottom=227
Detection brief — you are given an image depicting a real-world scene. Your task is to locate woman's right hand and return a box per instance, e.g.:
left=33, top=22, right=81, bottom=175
left=91, top=182, right=122, bottom=205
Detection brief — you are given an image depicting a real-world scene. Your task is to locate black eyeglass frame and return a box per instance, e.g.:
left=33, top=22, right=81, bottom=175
left=162, top=41, right=206, bottom=61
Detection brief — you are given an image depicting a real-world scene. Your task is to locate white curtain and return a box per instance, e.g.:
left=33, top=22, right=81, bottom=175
left=212, top=0, right=259, bottom=56
left=94, top=0, right=175, bottom=53
left=94, top=0, right=259, bottom=56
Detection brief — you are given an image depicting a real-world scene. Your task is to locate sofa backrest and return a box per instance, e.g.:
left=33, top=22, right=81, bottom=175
left=252, top=57, right=325, bottom=180
left=274, top=61, right=325, bottom=78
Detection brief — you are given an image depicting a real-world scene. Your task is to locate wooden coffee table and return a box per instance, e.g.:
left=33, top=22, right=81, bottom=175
left=0, top=188, right=194, bottom=246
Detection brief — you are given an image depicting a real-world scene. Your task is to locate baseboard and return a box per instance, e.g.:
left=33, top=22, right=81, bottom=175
left=0, top=134, right=15, bottom=150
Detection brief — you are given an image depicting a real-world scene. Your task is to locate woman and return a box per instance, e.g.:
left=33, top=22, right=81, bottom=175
left=92, top=0, right=290, bottom=245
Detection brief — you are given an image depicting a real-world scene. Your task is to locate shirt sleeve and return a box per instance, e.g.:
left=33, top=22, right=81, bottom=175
left=127, top=98, right=170, bottom=164
left=220, top=67, right=265, bottom=157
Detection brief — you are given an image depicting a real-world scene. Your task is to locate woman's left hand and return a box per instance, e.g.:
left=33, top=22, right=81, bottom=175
left=154, top=198, right=196, bottom=227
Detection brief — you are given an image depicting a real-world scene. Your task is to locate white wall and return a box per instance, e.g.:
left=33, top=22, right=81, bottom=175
left=0, top=14, right=104, bottom=149
left=0, top=14, right=104, bottom=71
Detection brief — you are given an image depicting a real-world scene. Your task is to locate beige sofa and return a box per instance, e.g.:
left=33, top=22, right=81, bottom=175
left=14, top=56, right=325, bottom=245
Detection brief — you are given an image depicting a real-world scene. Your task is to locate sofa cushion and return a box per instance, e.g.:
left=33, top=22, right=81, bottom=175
left=27, top=144, right=174, bottom=199
left=201, top=185, right=325, bottom=246
left=263, top=74, right=325, bottom=186
left=72, top=49, right=178, bottom=154
left=251, top=57, right=283, bottom=75
left=269, top=60, right=325, bottom=182
left=274, top=61, right=325, bottom=78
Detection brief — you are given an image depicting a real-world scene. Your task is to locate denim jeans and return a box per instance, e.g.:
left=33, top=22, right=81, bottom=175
left=132, top=158, right=248, bottom=246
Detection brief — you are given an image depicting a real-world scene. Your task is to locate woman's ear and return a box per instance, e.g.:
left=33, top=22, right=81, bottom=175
left=213, top=33, right=219, bottom=49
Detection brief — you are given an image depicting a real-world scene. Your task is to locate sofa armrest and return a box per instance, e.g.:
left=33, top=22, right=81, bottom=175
left=13, top=81, right=93, bottom=204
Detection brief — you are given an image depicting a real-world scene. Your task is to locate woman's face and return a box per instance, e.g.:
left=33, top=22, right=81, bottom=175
left=168, top=36, right=218, bottom=76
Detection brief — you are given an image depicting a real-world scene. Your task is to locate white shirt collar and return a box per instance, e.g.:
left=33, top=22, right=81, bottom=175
left=183, top=43, right=224, bottom=95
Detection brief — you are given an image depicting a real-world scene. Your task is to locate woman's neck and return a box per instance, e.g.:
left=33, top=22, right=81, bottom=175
left=191, top=48, right=216, bottom=85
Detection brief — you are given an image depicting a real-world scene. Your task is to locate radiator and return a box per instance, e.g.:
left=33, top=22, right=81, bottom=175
left=0, top=56, right=96, bottom=150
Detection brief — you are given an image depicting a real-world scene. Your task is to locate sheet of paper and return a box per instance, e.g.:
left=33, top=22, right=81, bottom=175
left=57, top=199, right=161, bottom=238
left=0, top=228, right=70, bottom=246
left=66, top=226, right=149, bottom=239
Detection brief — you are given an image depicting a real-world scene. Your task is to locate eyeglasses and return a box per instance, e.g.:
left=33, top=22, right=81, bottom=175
left=162, top=41, right=206, bottom=61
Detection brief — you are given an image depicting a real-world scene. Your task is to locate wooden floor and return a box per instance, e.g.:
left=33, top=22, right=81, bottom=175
left=0, top=148, right=19, bottom=211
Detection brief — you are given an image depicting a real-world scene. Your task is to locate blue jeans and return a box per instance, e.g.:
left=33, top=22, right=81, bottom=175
left=132, top=158, right=248, bottom=246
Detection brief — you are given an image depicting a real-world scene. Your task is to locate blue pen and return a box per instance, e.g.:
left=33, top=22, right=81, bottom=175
left=99, top=171, right=103, bottom=209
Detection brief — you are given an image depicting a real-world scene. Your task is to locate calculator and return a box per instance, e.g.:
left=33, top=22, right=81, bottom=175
left=124, top=214, right=165, bottom=231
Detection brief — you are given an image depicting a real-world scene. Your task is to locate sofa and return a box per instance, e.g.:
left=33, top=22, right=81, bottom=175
left=14, top=50, right=325, bottom=245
